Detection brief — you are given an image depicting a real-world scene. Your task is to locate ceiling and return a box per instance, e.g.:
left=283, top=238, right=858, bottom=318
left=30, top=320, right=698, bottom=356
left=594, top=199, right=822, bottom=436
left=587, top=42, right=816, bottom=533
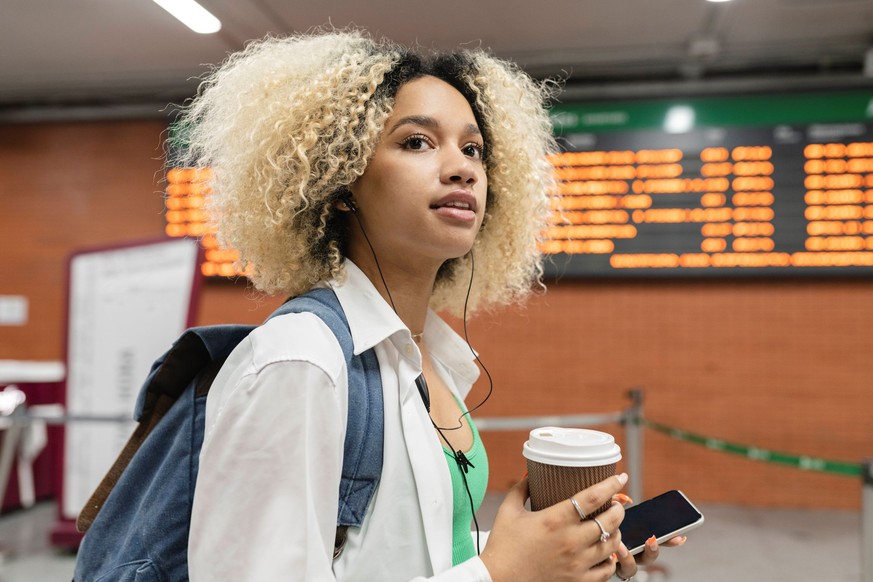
left=3, top=0, right=873, bottom=117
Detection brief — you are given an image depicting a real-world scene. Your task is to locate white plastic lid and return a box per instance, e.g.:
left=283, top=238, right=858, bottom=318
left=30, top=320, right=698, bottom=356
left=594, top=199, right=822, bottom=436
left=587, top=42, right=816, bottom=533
left=522, top=427, right=622, bottom=467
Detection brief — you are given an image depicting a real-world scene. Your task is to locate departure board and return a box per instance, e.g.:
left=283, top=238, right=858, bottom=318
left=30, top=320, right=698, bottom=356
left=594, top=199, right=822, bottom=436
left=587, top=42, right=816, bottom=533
left=544, top=90, right=873, bottom=277
left=164, top=167, right=246, bottom=278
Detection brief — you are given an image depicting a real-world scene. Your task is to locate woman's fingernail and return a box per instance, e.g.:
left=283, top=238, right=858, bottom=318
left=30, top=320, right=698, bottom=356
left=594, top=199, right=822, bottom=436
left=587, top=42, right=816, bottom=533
left=614, top=493, right=633, bottom=505
left=522, top=470, right=528, bottom=479
left=646, top=536, right=658, bottom=550
left=617, top=473, right=629, bottom=486
left=676, top=536, right=687, bottom=545
left=618, top=542, right=629, bottom=558
left=611, top=553, right=617, bottom=561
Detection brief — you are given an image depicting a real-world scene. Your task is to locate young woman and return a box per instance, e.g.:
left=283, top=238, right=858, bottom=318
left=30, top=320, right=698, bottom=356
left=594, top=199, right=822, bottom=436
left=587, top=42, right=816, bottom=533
left=181, top=30, right=676, bottom=581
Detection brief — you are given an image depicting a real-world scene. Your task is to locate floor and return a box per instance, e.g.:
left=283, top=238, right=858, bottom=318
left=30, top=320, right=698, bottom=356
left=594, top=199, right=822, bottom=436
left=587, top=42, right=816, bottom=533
left=0, top=497, right=862, bottom=581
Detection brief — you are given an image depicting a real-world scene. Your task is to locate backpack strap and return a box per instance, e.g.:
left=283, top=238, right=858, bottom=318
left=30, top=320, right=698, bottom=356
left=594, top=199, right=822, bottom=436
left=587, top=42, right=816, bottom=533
left=76, top=324, right=256, bottom=533
left=273, top=288, right=384, bottom=536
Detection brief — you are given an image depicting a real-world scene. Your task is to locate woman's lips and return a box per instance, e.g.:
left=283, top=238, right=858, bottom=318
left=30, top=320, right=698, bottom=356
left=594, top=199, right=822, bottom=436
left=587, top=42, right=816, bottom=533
left=430, top=191, right=478, bottom=222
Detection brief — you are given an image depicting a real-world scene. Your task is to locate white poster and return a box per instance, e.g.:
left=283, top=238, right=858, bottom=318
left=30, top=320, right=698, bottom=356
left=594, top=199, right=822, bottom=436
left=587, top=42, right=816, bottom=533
left=62, top=238, right=199, bottom=519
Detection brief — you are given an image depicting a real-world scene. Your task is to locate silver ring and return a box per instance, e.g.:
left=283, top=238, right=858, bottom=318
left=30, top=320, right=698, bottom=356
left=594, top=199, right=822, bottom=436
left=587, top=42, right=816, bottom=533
left=569, top=497, right=587, bottom=521
left=592, top=517, right=610, bottom=543
left=616, top=575, right=635, bottom=582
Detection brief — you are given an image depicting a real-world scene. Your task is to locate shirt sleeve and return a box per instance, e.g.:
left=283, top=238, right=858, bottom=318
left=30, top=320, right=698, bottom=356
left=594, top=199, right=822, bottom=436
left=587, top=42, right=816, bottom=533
left=188, top=359, right=345, bottom=581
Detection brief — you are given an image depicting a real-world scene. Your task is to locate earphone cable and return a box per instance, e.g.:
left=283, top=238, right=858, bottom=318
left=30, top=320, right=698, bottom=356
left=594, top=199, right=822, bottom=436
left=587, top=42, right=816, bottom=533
left=350, top=210, right=398, bottom=313
left=458, top=250, right=493, bottom=420
left=348, top=201, right=486, bottom=554
left=418, top=250, right=494, bottom=432
left=432, top=419, right=482, bottom=555
left=351, top=204, right=490, bottom=430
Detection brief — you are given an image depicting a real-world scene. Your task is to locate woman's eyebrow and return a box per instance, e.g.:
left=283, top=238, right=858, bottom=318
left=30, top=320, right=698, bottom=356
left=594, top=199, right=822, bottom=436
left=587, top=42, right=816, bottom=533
left=388, top=115, right=481, bottom=137
left=389, top=115, right=437, bottom=133
left=464, top=123, right=482, bottom=137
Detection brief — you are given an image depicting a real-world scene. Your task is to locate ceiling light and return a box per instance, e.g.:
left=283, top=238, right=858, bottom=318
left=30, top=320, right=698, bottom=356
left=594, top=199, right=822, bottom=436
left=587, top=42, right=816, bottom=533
left=152, top=0, right=222, bottom=34
left=664, top=105, right=696, bottom=134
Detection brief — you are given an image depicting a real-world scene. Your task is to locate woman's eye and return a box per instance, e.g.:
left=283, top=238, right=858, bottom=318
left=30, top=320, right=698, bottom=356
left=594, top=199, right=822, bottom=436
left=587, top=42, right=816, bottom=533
left=401, top=135, right=432, bottom=150
left=463, top=143, right=485, bottom=159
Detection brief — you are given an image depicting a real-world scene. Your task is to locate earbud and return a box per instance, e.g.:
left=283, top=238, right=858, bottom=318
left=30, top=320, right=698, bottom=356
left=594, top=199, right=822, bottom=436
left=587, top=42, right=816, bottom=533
left=340, top=191, right=358, bottom=213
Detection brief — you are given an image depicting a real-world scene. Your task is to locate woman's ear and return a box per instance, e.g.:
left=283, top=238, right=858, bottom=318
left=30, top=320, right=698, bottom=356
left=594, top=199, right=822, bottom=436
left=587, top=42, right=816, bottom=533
left=334, top=188, right=358, bottom=213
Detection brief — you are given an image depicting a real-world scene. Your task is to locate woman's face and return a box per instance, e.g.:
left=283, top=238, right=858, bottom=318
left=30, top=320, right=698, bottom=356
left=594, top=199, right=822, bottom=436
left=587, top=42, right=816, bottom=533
left=347, top=75, right=487, bottom=274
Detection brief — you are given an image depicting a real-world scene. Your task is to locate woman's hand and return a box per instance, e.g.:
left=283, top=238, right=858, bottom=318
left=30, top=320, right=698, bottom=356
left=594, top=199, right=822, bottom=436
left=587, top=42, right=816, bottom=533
left=480, top=473, right=629, bottom=582
left=611, top=492, right=688, bottom=581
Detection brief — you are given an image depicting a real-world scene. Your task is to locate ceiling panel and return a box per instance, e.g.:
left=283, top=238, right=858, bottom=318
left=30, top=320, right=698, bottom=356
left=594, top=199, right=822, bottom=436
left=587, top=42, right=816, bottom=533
left=2, top=0, right=872, bottom=109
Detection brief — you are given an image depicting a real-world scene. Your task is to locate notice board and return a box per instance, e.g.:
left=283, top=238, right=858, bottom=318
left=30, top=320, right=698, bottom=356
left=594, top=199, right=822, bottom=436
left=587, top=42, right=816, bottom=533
left=60, top=237, right=200, bottom=522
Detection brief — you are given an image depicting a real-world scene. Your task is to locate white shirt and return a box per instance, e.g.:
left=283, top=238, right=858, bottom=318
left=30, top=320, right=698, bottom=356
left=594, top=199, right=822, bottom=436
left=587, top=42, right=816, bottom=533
left=189, top=261, right=492, bottom=581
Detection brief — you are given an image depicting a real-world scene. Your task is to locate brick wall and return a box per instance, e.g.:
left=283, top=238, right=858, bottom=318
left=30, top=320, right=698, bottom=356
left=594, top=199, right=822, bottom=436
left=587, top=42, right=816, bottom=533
left=459, top=279, right=871, bottom=509
left=0, top=120, right=167, bottom=360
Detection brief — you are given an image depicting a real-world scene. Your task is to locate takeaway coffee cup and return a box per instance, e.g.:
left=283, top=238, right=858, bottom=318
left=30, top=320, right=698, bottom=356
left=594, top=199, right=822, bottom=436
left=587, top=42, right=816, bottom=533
left=522, top=427, right=622, bottom=514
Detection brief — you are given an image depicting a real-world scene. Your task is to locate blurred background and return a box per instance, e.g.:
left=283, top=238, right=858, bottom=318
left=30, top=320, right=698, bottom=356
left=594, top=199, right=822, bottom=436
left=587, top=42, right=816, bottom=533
left=1, top=0, right=872, bottom=580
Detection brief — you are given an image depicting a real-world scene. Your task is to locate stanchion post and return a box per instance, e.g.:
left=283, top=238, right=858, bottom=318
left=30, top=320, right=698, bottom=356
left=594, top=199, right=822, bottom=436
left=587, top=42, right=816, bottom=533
left=0, top=388, right=27, bottom=515
left=863, top=459, right=873, bottom=582
left=624, top=389, right=644, bottom=502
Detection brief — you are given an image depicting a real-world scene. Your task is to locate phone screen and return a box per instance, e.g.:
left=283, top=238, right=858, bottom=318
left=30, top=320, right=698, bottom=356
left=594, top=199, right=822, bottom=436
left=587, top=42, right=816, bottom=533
left=618, top=490, right=703, bottom=553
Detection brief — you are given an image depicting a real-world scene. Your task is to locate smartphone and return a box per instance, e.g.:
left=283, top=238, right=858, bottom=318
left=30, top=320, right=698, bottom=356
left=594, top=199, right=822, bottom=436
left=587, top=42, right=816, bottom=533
left=619, top=489, right=704, bottom=555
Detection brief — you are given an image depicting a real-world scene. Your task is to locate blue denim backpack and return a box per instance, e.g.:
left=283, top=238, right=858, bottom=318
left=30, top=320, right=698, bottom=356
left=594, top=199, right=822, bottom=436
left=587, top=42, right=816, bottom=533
left=73, top=288, right=384, bottom=582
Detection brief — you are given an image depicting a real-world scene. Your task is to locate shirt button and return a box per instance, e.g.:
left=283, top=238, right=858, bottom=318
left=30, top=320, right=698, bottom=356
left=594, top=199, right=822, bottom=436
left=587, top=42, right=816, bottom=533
left=404, top=344, right=414, bottom=356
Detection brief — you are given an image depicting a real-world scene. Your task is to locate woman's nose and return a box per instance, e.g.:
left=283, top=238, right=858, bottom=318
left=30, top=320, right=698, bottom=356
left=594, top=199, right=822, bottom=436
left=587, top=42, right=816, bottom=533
left=442, top=150, right=479, bottom=185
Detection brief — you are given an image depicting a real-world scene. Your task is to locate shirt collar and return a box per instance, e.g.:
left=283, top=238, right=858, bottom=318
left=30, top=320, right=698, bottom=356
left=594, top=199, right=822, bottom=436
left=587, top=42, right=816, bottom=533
left=423, top=312, right=480, bottom=391
left=327, top=260, right=480, bottom=388
left=327, top=260, right=406, bottom=356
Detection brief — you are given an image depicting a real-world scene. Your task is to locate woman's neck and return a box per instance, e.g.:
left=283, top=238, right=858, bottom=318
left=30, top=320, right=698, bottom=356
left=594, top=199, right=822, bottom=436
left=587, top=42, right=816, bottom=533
left=350, top=252, right=438, bottom=336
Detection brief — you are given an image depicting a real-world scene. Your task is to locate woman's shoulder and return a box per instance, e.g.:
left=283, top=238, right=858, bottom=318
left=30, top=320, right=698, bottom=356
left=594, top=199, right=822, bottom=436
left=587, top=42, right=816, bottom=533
left=245, top=310, right=348, bottom=382
left=201, top=310, right=350, bottom=448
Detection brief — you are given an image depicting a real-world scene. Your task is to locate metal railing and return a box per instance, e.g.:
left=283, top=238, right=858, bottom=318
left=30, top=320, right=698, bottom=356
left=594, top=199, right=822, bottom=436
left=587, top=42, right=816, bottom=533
left=475, top=388, right=871, bottom=582
left=475, top=389, right=644, bottom=503
left=0, top=384, right=869, bottom=580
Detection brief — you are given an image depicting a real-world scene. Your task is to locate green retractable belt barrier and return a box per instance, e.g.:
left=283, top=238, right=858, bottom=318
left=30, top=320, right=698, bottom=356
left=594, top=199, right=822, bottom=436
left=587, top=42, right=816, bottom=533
left=641, top=418, right=862, bottom=478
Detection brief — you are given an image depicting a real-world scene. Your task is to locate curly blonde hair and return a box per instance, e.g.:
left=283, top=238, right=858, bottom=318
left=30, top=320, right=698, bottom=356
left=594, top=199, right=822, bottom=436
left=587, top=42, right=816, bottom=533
left=178, top=30, right=556, bottom=315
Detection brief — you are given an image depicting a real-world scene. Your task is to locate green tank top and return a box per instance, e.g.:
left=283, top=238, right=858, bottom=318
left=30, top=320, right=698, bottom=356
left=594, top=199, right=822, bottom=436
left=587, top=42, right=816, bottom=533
left=442, top=413, right=489, bottom=566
